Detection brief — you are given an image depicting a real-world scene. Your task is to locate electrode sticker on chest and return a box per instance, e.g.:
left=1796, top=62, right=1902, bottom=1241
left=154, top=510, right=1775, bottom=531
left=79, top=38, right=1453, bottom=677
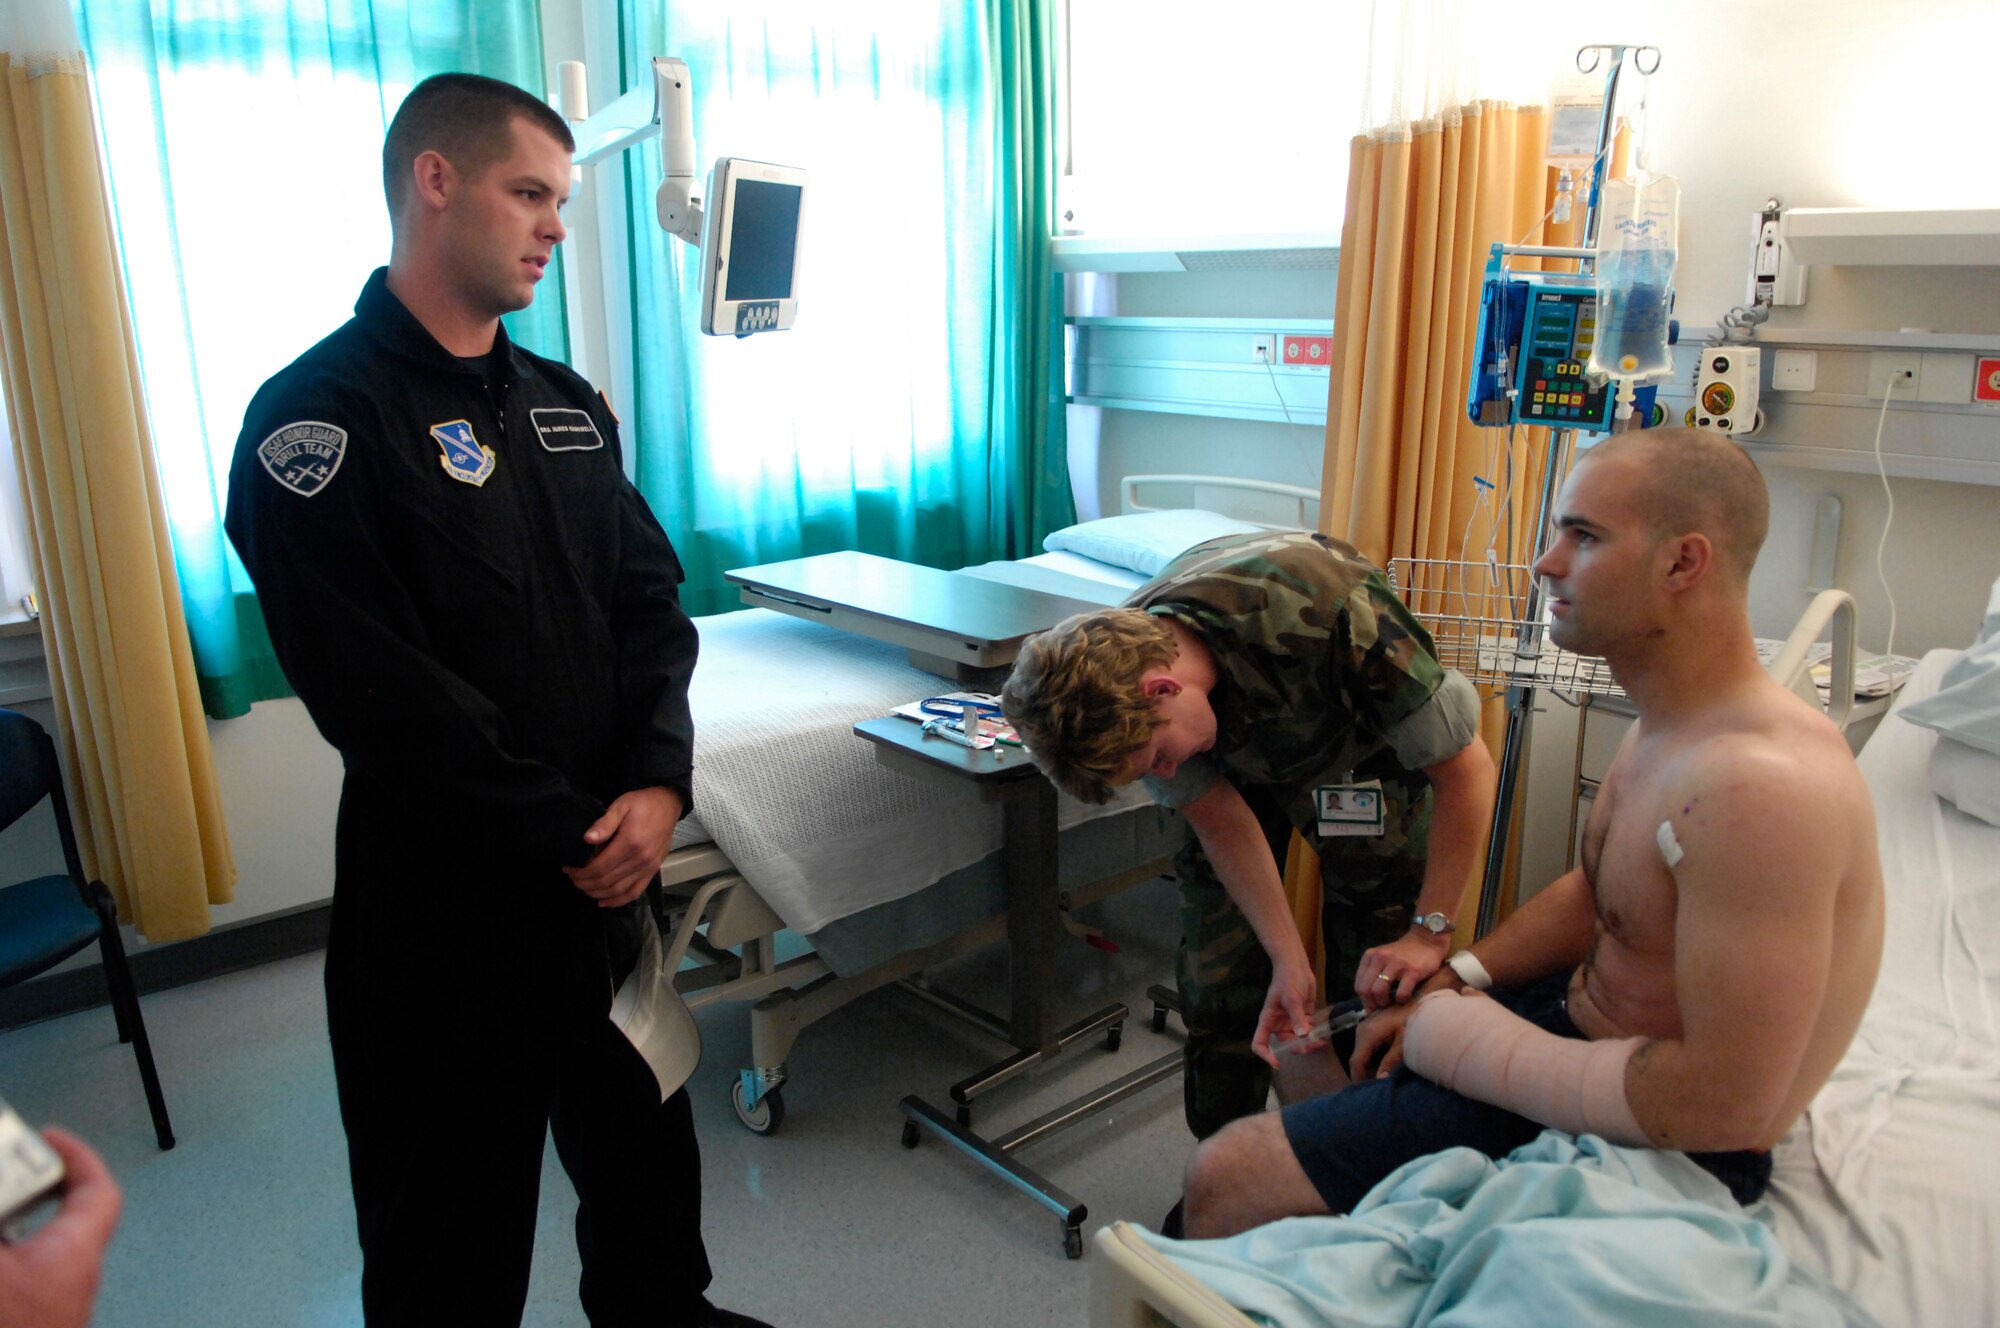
left=256, top=420, right=347, bottom=497
left=429, top=419, right=496, bottom=487
left=530, top=408, right=604, bottom=452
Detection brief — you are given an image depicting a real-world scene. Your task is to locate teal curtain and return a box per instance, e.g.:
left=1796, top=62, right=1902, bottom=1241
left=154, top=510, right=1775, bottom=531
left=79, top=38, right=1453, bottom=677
left=612, top=1, right=1071, bottom=617
left=74, top=1, right=561, bottom=718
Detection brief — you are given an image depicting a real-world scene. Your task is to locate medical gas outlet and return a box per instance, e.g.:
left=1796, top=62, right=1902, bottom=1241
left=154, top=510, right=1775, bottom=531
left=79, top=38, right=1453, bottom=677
left=1689, top=347, right=1762, bottom=437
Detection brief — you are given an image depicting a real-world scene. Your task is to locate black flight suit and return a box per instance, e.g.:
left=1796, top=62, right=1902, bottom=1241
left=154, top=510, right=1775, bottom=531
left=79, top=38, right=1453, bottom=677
left=225, top=269, right=708, bottom=1326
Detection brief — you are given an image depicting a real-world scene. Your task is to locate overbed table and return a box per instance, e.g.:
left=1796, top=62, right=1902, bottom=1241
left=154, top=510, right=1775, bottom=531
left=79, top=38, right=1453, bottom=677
left=853, top=716, right=1182, bottom=1259
left=727, top=551, right=1100, bottom=686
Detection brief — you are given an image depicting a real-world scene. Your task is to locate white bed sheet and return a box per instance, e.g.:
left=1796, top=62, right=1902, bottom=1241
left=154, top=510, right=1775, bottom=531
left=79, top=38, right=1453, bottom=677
left=1020, top=548, right=1152, bottom=590
left=1764, top=648, right=2000, bottom=1327
left=669, top=594, right=1150, bottom=937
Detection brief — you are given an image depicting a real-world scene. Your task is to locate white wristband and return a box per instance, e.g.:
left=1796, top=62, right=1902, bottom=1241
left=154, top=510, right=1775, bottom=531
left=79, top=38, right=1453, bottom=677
left=1446, top=950, right=1494, bottom=991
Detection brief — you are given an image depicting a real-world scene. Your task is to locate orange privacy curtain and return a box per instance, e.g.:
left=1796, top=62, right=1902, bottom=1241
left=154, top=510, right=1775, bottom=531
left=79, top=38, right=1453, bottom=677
left=1286, top=102, right=1593, bottom=988
left=0, top=43, right=235, bottom=940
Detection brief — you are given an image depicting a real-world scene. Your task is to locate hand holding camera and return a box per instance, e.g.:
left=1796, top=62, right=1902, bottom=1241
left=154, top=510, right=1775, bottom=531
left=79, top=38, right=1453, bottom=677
left=0, top=1096, right=122, bottom=1328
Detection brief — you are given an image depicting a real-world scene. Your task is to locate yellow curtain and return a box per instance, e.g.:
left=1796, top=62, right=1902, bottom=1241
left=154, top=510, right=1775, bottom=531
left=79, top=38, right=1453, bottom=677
left=0, top=47, right=234, bottom=941
left=1288, top=102, right=1582, bottom=985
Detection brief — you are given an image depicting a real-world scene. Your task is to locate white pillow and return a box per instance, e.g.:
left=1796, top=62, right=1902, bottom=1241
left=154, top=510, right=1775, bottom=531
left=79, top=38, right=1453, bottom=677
left=1043, top=510, right=1265, bottom=577
left=1929, top=735, right=2000, bottom=827
left=1898, top=575, right=2000, bottom=756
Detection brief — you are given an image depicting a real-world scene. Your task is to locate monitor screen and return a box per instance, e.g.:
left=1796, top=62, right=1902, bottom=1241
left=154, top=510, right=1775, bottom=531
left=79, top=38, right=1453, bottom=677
left=724, top=179, right=803, bottom=301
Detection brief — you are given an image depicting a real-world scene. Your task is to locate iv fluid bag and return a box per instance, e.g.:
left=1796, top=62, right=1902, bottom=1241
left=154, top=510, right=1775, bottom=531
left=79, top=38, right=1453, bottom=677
left=1590, top=174, right=1679, bottom=380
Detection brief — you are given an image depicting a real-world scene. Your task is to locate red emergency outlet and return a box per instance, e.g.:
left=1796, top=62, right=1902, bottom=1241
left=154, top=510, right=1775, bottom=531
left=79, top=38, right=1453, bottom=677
left=1281, top=334, right=1332, bottom=369
left=1975, top=357, right=2000, bottom=404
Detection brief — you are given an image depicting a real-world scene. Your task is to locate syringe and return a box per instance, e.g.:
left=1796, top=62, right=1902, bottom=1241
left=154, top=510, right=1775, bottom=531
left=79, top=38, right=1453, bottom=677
left=1269, top=998, right=1368, bottom=1056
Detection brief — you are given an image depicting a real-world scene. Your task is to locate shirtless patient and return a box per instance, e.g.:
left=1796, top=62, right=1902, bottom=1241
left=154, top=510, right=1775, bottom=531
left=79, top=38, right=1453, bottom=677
left=1181, top=428, right=1885, bottom=1236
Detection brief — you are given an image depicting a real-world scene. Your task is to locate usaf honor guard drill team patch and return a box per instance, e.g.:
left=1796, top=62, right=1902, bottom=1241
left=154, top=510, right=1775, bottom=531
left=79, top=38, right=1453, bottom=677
left=530, top=407, right=604, bottom=452
left=430, top=419, right=497, bottom=487
left=257, top=421, right=347, bottom=497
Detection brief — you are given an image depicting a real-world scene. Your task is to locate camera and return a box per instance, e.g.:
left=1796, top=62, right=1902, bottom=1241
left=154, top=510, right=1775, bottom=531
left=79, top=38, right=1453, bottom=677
left=0, top=1094, right=66, bottom=1242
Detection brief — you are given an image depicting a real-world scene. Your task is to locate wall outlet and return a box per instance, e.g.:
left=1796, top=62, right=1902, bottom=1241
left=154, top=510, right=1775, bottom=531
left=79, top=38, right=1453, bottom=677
left=1866, top=352, right=1921, bottom=399
left=1976, top=357, right=2000, bottom=404
left=1280, top=334, right=1333, bottom=369
left=1250, top=337, right=1276, bottom=365
left=1772, top=349, right=1817, bottom=392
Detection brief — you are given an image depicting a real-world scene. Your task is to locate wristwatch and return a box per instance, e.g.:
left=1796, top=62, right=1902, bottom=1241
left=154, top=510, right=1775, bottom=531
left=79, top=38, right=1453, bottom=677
left=1410, top=912, right=1456, bottom=937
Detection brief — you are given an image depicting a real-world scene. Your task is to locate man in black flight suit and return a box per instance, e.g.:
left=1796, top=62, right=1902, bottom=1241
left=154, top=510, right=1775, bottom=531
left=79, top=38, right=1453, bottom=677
left=226, top=73, right=768, bottom=1327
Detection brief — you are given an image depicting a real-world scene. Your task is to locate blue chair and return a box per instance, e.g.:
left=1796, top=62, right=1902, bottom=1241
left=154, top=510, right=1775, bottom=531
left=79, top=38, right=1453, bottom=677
left=0, top=708, right=174, bottom=1149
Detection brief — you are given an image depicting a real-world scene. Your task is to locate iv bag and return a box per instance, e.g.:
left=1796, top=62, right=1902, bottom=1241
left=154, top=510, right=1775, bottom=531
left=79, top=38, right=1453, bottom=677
left=1590, top=174, right=1679, bottom=380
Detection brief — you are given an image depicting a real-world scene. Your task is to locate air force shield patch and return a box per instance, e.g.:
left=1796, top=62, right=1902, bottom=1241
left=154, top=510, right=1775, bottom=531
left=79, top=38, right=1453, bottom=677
left=256, top=421, right=347, bottom=497
left=429, top=419, right=497, bottom=487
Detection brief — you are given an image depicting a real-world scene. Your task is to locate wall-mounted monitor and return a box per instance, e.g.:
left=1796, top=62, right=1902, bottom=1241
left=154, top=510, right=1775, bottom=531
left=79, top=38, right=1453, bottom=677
left=699, top=157, right=808, bottom=338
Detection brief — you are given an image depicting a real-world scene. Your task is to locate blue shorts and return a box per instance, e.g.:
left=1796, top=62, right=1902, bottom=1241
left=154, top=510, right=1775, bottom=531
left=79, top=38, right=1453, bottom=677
left=1280, top=970, right=1772, bottom=1214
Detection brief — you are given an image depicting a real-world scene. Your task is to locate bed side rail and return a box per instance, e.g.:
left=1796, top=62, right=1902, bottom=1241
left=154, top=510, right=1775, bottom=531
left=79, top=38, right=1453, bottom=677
left=1119, top=473, right=1320, bottom=531
left=1088, top=1221, right=1253, bottom=1328
left=1766, top=588, right=1856, bottom=732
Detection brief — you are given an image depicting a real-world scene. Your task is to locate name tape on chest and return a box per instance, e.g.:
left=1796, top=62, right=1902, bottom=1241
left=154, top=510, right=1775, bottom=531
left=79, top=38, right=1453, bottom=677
left=530, top=407, right=604, bottom=453
left=256, top=421, right=347, bottom=497
left=429, top=419, right=496, bottom=487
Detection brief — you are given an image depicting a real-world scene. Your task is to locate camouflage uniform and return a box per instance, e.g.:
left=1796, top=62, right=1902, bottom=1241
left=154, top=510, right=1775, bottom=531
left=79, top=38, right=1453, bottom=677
left=1127, top=530, right=1451, bottom=1138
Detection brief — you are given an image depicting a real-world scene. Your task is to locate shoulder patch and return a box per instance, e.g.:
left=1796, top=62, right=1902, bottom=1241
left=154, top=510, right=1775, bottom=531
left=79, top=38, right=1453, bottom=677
left=256, top=421, right=348, bottom=497
left=530, top=407, right=605, bottom=453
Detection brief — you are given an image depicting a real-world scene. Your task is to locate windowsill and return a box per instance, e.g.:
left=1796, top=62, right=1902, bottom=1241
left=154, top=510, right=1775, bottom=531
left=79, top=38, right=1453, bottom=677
left=1052, top=232, right=1338, bottom=273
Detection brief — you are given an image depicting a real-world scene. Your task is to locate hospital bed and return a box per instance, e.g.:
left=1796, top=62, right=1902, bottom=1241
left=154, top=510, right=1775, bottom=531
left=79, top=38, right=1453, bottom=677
left=660, top=475, right=1318, bottom=1133
left=1087, top=588, right=2000, bottom=1326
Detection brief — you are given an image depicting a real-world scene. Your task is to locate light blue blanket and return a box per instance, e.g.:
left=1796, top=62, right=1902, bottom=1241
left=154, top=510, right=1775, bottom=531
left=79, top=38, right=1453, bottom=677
left=1139, top=1132, right=1877, bottom=1327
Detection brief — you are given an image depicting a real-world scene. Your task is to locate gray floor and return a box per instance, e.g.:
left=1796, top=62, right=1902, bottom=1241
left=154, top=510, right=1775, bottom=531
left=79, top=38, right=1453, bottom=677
left=0, top=875, right=1197, bottom=1326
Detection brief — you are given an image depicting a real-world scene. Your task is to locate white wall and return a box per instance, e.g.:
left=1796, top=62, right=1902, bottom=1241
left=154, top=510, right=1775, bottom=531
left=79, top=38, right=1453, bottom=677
left=1072, top=266, right=1341, bottom=518
left=200, top=701, right=342, bottom=927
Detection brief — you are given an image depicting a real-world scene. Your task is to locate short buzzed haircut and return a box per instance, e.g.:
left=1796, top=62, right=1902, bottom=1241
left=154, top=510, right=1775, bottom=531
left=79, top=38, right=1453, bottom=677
left=1586, top=427, right=1769, bottom=588
left=1000, top=609, right=1178, bottom=805
left=383, top=72, right=575, bottom=214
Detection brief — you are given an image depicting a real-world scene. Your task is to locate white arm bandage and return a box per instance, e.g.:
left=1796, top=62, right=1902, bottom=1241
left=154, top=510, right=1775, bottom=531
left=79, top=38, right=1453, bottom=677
left=1445, top=950, right=1493, bottom=991
left=1402, top=989, right=1650, bottom=1146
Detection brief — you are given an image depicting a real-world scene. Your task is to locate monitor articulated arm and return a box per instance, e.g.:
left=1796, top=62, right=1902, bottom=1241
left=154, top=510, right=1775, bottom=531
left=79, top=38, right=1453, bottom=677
left=650, top=58, right=703, bottom=245
left=560, top=56, right=703, bottom=246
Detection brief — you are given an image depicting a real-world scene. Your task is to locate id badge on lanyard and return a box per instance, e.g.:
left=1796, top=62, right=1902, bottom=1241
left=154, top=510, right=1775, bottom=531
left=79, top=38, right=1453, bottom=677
left=1316, top=778, right=1385, bottom=837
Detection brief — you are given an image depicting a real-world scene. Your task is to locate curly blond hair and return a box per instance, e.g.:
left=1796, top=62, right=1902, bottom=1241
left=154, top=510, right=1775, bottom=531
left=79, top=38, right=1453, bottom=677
left=1000, top=609, right=1178, bottom=804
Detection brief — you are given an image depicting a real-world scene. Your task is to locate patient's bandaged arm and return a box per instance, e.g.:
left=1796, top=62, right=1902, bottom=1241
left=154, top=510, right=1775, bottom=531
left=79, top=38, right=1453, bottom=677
left=1403, top=989, right=1650, bottom=1146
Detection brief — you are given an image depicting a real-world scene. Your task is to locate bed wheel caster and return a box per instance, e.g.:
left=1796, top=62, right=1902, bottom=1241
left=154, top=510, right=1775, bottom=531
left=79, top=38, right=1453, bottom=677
left=1150, top=1004, right=1168, bottom=1034
left=900, top=1120, right=921, bottom=1149
left=1062, top=1224, right=1083, bottom=1259
left=1105, top=1023, right=1123, bottom=1053
left=731, top=1079, right=785, bottom=1136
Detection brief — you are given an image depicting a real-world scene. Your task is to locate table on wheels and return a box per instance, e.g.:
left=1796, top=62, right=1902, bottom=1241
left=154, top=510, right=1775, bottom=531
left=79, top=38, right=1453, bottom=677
left=852, top=716, right=1182, bottom=1258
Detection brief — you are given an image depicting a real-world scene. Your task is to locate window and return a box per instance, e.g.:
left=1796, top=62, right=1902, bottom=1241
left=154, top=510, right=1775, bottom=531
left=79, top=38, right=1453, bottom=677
left=1059, top=1, right=1366, bottom=239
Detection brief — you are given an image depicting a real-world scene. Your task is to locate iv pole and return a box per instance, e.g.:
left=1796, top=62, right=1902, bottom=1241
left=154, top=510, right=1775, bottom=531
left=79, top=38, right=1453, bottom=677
left=1472, top=43, right=1660, bottom=938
